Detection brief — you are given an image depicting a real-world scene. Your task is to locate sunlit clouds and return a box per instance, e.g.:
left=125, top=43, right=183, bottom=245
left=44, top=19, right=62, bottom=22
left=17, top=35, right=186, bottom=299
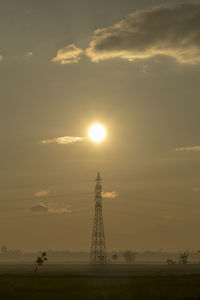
left=25, top=51, right=33, bottom=58
left=2, top=4, right=200, bottom=66
left=30, top=203, right=72, bottom=214
left=48, top=205, right=72, bottom=214
left=40, top=136, right=86, bottom=145
left=175, top=145, right=200, bottom=152
left=51, top=44, right=84, bottom=64
left=41, top=124, right=107, bottom=145
left=31, top=190, right=72, bottom=215
left=13, top=3, right=200, bottom=66
left=192, top=187, right=200, bottom=192
left=102, top=191, right=118, bottom=199
left=34, top=190, right=49, bottom=198
left=86, top=3, right=200, bottom=64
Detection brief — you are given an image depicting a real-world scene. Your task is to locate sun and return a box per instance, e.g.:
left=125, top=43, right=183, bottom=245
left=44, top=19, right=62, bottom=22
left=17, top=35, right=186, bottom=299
left=89, top=124, right=106, bottom=143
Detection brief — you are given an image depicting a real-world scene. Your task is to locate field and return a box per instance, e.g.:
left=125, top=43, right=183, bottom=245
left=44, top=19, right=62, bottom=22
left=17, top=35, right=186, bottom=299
left=0, top=264, right=200, bottom=299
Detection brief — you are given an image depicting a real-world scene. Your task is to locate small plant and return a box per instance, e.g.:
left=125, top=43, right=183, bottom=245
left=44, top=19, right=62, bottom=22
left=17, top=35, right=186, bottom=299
left=34, top=251, right=48, bottom=275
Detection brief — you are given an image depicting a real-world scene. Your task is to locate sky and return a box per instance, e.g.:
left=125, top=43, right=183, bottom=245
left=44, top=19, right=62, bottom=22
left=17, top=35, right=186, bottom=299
left=0, top=0, right=200, bottom=252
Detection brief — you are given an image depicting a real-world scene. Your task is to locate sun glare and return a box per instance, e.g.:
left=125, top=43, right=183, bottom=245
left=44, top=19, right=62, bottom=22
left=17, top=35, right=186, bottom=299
left=89, top=124, right=106, bottom=143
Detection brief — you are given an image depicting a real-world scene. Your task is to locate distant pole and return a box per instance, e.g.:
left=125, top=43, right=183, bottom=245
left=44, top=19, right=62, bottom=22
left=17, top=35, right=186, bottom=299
left=90, top=172, right=107, bottom=264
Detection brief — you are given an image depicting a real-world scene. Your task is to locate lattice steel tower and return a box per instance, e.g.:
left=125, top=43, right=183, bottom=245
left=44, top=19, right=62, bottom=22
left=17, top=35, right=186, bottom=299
left=90, top=172, right=107, bottom=264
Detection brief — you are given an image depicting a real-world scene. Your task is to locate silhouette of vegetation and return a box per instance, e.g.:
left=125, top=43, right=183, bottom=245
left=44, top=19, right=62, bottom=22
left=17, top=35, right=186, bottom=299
left=123, top=250, right=136, bottom=264
left=198, top=250, right=200, bottom=264
left=1, top=247, right=200, bottom=264
left=166, top=259, right=176, bottom=265
left=34, top=252, right=47, bottom=275
left=111, top=253, right=118, bottom=264
left=1, top=245, right=8, bottom=254
left=179, top=252, right=189, bottom=264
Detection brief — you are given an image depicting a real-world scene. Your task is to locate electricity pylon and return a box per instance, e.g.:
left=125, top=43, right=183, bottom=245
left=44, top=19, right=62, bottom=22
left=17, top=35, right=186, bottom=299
left=90, top=172, right=107, bottom=264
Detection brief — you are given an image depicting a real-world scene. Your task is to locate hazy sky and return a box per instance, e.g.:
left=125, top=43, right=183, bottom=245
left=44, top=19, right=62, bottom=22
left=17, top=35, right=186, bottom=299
left=1, top=0, right=200, bottom=252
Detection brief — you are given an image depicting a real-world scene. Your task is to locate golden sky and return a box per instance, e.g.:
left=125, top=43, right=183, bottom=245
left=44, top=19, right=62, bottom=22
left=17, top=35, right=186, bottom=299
left=0, top=0, right=200, bottom=252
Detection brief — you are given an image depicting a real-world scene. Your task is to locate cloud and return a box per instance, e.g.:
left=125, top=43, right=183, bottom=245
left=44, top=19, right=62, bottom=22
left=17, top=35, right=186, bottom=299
left=51, top=44, right=84, bottom=64
left=48, top=205, right=72, bottom=214
left=30, top=203, right=72, bottom=214
left=86, top=3, right=200, bottom=64
left=30, top=204, right=48, bottom=213
left=175, top=145, right=200, bottom=152
left=25, top=51, right=33, bottom=58
left=40, top=136, right=86, bottom=145
left=163, top=215, right=173, bottom=220
left=0, top=55, right=3, bottom=61
left=193, top=187, right=200, bottom=192
left=34, top=190, right=49, bottom=198
left=103, top=191, right=118, bottom=198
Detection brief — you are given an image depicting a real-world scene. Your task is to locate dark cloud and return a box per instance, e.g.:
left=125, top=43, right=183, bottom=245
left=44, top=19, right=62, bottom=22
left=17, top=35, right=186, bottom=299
left=86, top=3, right=200, bottom=64
left=30, top=204, right=48, bottom=213
left=30, top=203, right=72, bottom=214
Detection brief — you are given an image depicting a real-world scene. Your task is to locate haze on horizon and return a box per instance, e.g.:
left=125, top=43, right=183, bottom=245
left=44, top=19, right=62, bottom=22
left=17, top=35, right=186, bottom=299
left=0, top=0, right=200, bottom=252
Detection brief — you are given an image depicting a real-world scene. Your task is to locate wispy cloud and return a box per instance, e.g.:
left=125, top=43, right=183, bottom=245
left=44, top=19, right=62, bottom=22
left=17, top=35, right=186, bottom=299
left=163, top=215, right=173, bottom=220
left=103, top=191, right=118, bottom=198
left=34, top=190, right=49, bottom=198
left=40, top=136, right=86, bottom=145
left=86, top=3, right=200, bottom=64
left=25, top=51, right=33, bottom=58
left=48, top=205, right=72, bottom=214
left=175, top=146, right=200, bottom=152
left=30, top=202, right=72, bottom=214
left=51, top=44, right=84, bottom=64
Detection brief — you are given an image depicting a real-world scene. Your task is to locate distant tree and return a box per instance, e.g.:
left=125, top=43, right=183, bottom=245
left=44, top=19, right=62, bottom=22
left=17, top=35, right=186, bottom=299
left=198, top=250, right=200, bottom=264
left=123, top=250, right=136, bottom=264
left=1, top=245, right=8, bottom=254
left=111, top=253, right=118, bottom=264
left=166, top=259, right=176, bottom=265
left=179, top=252, right=189, bottom=265
left=34, top=252, right=48, bottom=275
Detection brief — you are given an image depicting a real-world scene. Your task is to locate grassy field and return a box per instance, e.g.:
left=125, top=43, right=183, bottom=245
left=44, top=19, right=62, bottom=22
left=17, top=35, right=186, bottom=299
left=0, top=265, right=200, bottom=299
left=0, top=274, right=200, bottom=300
